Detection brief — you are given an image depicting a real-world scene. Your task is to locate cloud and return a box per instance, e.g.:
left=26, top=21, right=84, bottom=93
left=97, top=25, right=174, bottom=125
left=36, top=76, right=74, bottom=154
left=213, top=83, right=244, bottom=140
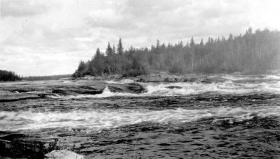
left=106, top=0, right=251, bottom=45
left=0, top=0, right=280, bottom=76
left=86, top=9, right=136, bottom=30
left=1, top=0, right=50, bottom=18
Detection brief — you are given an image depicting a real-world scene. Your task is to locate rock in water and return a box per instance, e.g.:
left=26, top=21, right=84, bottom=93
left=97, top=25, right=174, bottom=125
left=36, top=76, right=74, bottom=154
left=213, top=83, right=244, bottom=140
left=166, top=86, right=183, bottom=89
left=51, top=85, right=105, bottom=96
left=108, top=83, right=146, bottom=94
left=0, top=91, right=41, bottom=102
left=45, top=150, right=84, bottom=159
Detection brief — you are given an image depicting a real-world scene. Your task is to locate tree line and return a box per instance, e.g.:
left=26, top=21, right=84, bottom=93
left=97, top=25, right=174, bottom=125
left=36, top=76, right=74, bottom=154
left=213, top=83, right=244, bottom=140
left=0, top=70, right=21, bottom=81
left=23, top=74, right=71, bottom=81
left=73, top=28, right=280, bottom=77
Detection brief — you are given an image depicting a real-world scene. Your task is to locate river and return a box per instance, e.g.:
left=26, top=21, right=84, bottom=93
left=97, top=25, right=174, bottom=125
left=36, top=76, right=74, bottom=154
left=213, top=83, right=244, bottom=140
left=1, top=74, right=280, bottom=158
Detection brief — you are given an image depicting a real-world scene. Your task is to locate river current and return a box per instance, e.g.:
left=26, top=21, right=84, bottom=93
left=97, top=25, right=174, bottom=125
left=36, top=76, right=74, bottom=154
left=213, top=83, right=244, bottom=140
left=1, top=74, right=280, bottom=158
left=1, top=74, right=280, bottom=132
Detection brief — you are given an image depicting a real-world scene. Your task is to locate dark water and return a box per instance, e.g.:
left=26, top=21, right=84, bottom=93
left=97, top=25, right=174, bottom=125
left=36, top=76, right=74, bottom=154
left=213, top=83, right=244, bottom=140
left=1, top=74, right=280, bottom=158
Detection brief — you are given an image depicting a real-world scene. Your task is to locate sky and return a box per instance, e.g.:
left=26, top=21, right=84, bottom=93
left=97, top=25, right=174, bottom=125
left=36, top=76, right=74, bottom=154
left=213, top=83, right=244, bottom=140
left=0, top=0, right=280, bottom=76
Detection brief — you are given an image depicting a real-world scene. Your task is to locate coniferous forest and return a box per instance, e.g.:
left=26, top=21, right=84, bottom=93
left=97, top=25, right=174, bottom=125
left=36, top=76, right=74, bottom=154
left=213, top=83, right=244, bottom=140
left=0, top=70, right=21, bottom=81
left=73, top=28, right=280, bottom=77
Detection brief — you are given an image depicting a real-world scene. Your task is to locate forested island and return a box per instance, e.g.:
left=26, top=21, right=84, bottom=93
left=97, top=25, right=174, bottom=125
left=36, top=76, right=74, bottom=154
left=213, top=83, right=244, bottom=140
left=73, top=28, right=280, bottom=77
left=0, top=70, right=21, bottom=81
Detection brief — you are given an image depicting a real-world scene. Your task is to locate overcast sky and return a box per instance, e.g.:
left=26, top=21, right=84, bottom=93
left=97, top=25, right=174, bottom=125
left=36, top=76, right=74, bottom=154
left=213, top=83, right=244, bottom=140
left=1, top=0, right=280, bottom=76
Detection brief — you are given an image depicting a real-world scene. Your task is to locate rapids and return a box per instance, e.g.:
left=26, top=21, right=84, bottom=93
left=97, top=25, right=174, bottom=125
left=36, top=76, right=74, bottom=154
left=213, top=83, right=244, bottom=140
left=1, top=106, right=280, bottom=132
left=2, top=74, right=280, bottom=132
left=50, top=74, right=280, bottom=99
left=1, top=74, right=280, bottom=158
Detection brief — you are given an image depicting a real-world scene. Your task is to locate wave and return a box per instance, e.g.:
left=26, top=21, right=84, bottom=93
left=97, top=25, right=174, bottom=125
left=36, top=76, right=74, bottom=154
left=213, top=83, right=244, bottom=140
left=1, top=106, right=280, bottom=132
left=104, top=75, right=280, bottom=97
left=221, top=74, right=280, bottom=81
left=49, top=81, right=280, bottom=99
left=48, top=74, right=280, bottom=99
left=106, top=79, right=135, bottom=84
left=49, top=86, right=139, bottom=99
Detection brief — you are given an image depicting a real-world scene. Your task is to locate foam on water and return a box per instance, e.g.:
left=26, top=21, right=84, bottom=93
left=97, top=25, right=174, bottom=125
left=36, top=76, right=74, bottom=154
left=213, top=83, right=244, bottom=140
left=106, top=79, right=135, bottom=84
left=143, top=80, right=280, bottom=96
left=105, top=75, right=280, bottom=97
left=263, top=75, right=280, bottom=80
left=50, top=86, right=139, bottom=99
left=222, top=74, right=254, bottom=81
left=53, top=81, right=280, bottom=99
left=222, top=74, right=280, bottom=81
left=48, top=74, right=280, bottom=99
left=1, top=106, right=280, bottom=132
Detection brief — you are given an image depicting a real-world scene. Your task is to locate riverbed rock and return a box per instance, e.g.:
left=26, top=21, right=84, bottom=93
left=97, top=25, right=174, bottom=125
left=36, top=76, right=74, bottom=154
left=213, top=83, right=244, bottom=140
left=136, top=74, right=199, bottom=83
left=136, top=74, right=229, bottom=83
left=45, top=150, right=84, bottom=159
left=108, top=83, right=146, bottom=94
left=0, top=80, right=107, bottom=101
left=199, top=77, right=227, bottom=83
left=136, top=74, right=174, bottom=82
left=52, top=85, right=105, bottom=96
left=0, top=91, right=42, bottom=102
left=166, top=86, right=183, bottom=89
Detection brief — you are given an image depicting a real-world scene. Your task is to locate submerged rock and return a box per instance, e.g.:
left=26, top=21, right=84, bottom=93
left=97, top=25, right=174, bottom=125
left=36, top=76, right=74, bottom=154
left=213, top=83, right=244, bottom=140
left=45, top=150, right=84, bottom=159
left=136, top=73, right=229, bottom=83
left=199, top=77, right=227, bottom=83
left=108, top=83, right=146, bottom=94
left=0, top=91, right=42, bottom=102
left=52, top=85, right=105, bottom=96
left=136, top=74, right=199, bottom=83
left=166, top=86, right=183, bottom=89
left=137, top=74, right=178, bottom=82
left=0, top=80, right=107, bottom=100
left=11, top=88, right=36, bottom=93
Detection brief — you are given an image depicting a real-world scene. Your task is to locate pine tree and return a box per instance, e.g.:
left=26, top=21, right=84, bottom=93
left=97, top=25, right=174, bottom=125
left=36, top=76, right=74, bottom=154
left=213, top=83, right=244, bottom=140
left=190, top=37, right=195, bottom=72
left=117, top=38, right=124, bottom=55
left=106, top=43, right=113, bottom=56
left=112, top=45, right=116, bottom=54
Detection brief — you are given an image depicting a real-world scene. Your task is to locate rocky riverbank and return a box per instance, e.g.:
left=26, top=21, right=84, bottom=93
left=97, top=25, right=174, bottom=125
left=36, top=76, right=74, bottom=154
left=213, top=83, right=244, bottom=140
left=0, top=80, right=148, bottom=102
left=0, top=73, right=235, bottom=103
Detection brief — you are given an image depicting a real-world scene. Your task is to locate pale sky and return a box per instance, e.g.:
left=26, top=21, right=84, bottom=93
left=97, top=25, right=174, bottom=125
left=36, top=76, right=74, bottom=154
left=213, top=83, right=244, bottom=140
left=0, top=0, right=280, bottom=76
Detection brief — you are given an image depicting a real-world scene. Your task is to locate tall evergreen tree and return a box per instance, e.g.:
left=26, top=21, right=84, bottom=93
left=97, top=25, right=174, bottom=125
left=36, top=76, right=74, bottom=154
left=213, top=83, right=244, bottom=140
left=106, top=43, right=113, bottom=56
left=112, top=45, right=116, bottom=54
left=117, top=38, right=124, bottom=55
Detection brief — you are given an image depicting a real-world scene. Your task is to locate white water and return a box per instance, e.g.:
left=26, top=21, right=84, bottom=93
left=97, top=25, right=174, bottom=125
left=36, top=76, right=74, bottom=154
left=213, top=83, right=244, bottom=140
left=45, top=74, right=280, bottom=99
left=50, top=86, right=138, bottom=99
left=1, top=106, right=280, bottom=132
left=222, top=74, right=280, bottom=81
left=2, top=74, right=280, bottom=132
left=143, top=81, right=278, bottom=96
left=106, top=79, right=135, bottom=84
left=53, top=80, right=280, bottom=99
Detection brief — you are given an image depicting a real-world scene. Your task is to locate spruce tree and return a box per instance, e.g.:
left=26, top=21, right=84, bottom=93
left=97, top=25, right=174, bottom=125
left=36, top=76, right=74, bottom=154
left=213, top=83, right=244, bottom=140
left=117, top=38, right=124, bottom=55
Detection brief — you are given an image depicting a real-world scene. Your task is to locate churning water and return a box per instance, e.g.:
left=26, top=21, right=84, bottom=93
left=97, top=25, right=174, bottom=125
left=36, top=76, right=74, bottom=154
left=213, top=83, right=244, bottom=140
left=1, top=106, right=280, bottom=132
left=1, top=74, right=280, bottom=133
left=50, top=74, right=280, bottom=99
